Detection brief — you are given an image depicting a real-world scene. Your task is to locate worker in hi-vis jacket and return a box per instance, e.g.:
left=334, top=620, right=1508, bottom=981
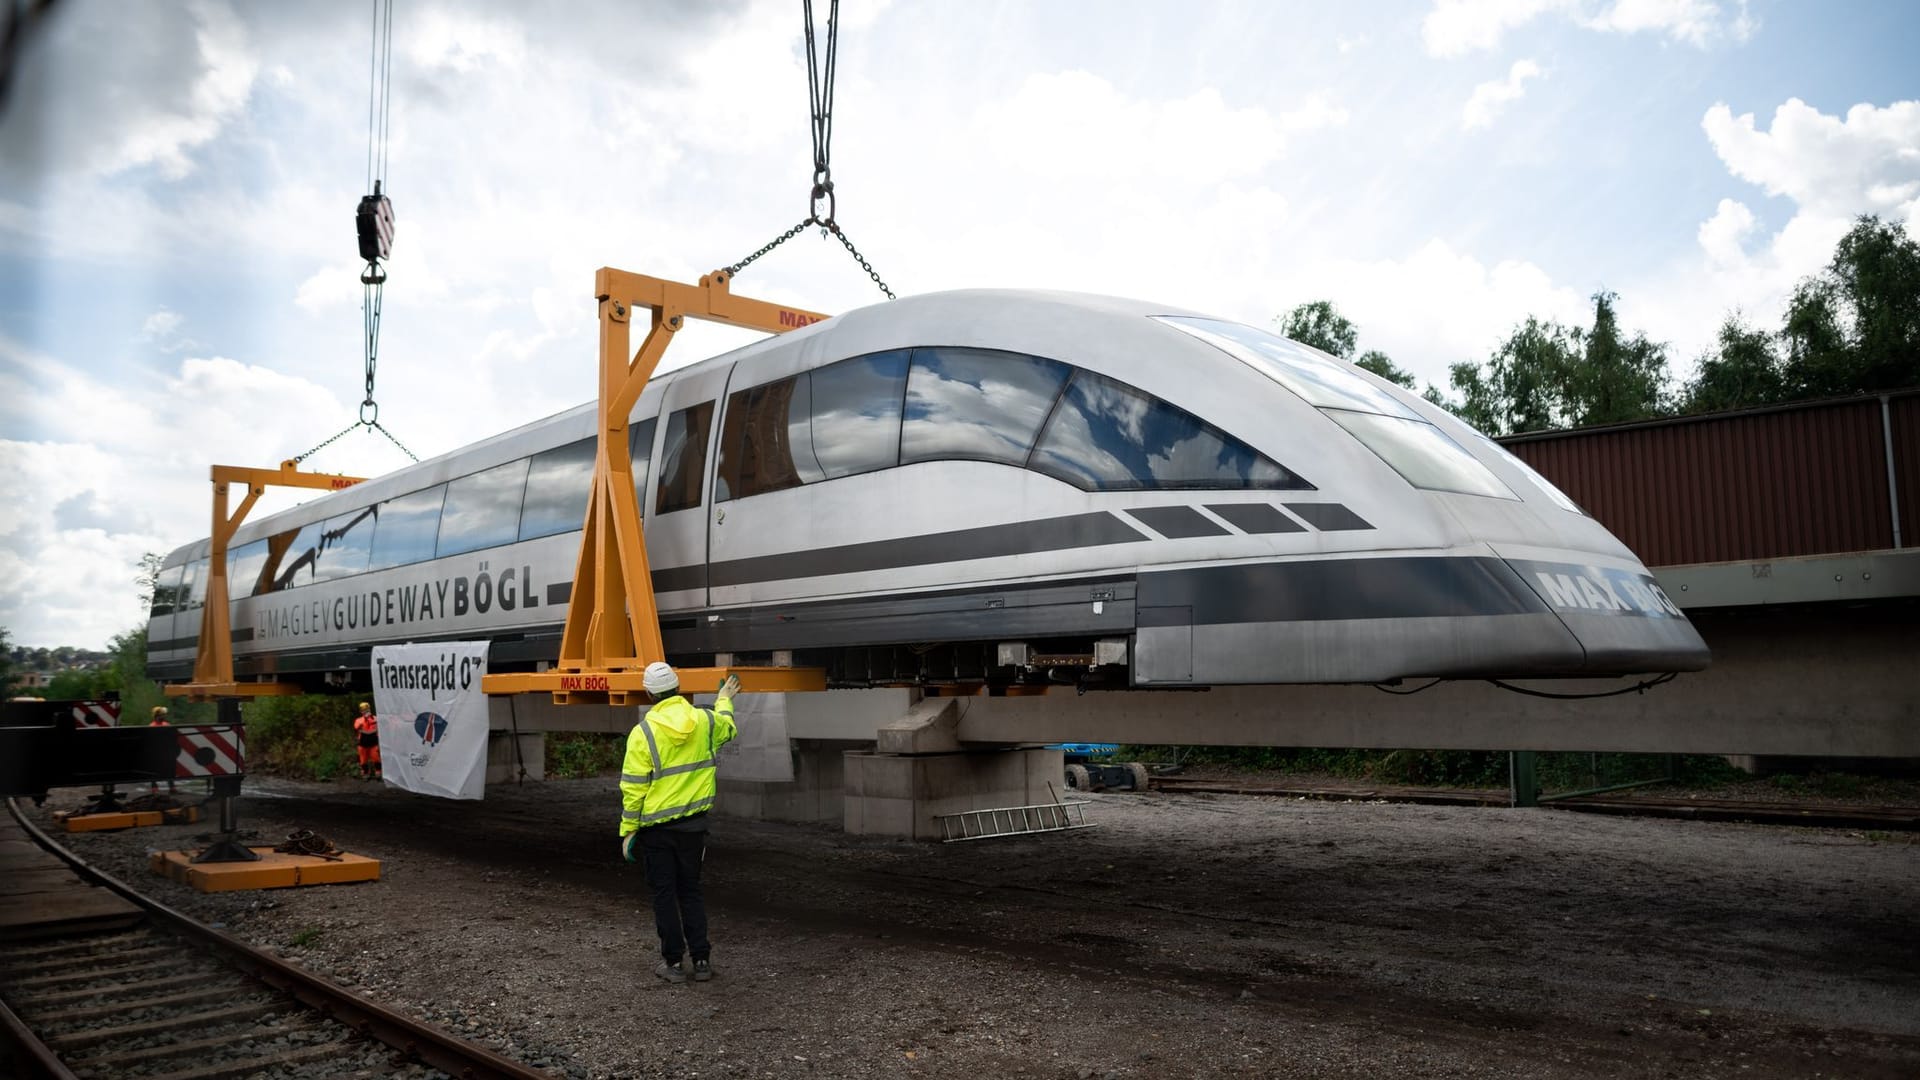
left=620, top=663, right=739, bottom=984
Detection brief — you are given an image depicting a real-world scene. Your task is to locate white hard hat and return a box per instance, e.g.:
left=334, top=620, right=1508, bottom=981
left=642, top=661, right=679, bottom=695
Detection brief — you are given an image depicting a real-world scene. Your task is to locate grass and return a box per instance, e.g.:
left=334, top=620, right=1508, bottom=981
left=289, top=927, right=323, bottom=948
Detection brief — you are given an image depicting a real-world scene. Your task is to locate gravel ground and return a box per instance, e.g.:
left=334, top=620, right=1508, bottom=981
left=27, top=774, right=1920, bottom=1079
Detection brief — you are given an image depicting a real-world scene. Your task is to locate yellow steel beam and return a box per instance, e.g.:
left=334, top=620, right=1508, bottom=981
left=483, top=268, right=830, bottom=703
left=164, top=461, right=364, bottom=700
left=484, top=666, right=827, bottom=708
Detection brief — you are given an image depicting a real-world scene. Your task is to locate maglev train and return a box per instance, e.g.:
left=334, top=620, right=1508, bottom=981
left=146, top=289, right=1710, bottom=691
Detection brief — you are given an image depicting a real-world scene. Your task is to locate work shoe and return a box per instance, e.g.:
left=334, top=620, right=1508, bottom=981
left=690, top=959, right=713, bottom=982
left=654, top=960, right=687, bottom=984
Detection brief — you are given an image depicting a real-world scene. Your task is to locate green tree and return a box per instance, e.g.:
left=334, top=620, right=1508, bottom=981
left=1355, top=349, right=1417, bottom=389
left=1280, top=300, right=1358, bottom=359
left=1681, top=313, right=1785, bottom=414
left=1443, top=292, right=1671, bottom=435
left=0, top=627, right=16, bottom=698
left=1574, top=292, right=1668, bottom=425
left=1781, top=215, right=1920, bottom=398
left=136, top=552, right=165, bottom=613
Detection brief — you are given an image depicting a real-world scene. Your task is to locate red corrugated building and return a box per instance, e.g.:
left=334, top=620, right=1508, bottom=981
left=1498, top=388, right=1918, bottom=567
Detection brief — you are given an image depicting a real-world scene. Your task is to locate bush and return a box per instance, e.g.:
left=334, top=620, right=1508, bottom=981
left=547, top=732, right=623, bottom=779
left=240, top=695, right=359, bottom=780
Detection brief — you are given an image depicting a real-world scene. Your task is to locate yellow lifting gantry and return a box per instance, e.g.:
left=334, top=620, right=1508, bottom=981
left=163, top=461, right=366, bottom=701
left=480, top=267, right=832, bottom=706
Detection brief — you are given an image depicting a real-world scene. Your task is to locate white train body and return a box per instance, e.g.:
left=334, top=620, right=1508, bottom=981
left=146, top=290, right=1708, bottom=690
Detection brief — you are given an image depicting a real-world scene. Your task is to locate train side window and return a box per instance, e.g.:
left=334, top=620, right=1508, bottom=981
left=657, top=402, right=715, bottom=514
left=717, top=374, right=820, bottom=501
left=178, top=558, right=206, bottom=611
left=1031, top=370, right=1314, bottom=491
left=150, top=564, right=184, bottom=617
left=520, top=438, right=596, bottom=540
left=629, top=417, right=658, bottom=512
left=227, top=540, right=271, bottom=600
left=902, top=348, right=1069, bottom=467
left=315, top=509, right=376, bottom=580
left=272, top=522, right=324, bottom=591
left=441, top=459, right=529, bottom=558
left=368, top=485, right=448, bottom=570
left=810, top=350, right=908, bottom=479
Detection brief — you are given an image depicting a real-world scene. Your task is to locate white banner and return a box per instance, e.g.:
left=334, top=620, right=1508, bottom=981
left=371, top=642, right=492, bottom=800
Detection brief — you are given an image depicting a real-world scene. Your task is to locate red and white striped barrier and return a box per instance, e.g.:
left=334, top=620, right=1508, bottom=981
left=175, top=724, right=246, bottom=778
left=71, top=701, right=121, bottom=728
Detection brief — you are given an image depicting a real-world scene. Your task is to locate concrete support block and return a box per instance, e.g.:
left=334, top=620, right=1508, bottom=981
left=875, top=697, right=963, bottom=755
left=486, top=731, right=545, bottom=784
left=844, top=746, right=1065, bottom=840
left=718, top=740, right=857, bottom=825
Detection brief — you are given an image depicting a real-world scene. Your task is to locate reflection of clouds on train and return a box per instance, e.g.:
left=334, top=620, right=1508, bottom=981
left=903, top=349, right=1067, bottom=465
left=146, top=289, right=1709, bottom=690
left=373, top=487, right=448, bottom=568
left=1034, top=371, right=1301, bottom=491
left=437, top=463, right=527, bottom=557
left=807, top=352, right=906, bottom=480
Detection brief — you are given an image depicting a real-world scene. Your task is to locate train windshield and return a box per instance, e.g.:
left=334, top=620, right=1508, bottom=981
left=1158, top=317, right=1420, bottom=419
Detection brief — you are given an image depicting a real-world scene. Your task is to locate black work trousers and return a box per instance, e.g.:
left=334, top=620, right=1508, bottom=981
left=640, top=828, right=709, bottom=964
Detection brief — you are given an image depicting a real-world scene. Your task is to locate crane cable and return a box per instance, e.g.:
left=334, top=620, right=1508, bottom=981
left=727, top=0, right=895, bottom=299
left=297, top=0, right=415, bottom=465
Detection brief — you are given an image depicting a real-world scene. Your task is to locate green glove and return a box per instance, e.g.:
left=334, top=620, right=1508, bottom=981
left=621, top=833, right=638, bottom=863
left=717, top=673, right=741, bottom=701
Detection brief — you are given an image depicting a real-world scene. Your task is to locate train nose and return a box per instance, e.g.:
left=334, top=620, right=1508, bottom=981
left=1498, top=551, right=1712, bottom=675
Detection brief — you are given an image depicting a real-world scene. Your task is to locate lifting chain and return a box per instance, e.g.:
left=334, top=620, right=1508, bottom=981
left=725, top=0, right=895, bottom=301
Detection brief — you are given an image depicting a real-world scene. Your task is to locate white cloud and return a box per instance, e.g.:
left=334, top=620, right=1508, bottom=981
left=0, top=0, right=259, bottom=183
left=1702, top=98, right=1920, bottom=226
left=1275, top=239, right=1592, bottom=390
left=1625, top=97, right=1920, bottom=368
left=1423, top=0, right=1565, bottom=58
left=1462, top=60, right=1544, bottom=130
left=0, top=338, right=378, bottom=646
left=1422, top=0, right=1753, bottom=56
left=1580, top=0, right=1752, bottom=46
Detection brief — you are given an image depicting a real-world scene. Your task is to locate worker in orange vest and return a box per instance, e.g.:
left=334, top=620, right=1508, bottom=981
left=148, top=706, right=173, bottom=794
left=353, top=702, right=382, bottom=780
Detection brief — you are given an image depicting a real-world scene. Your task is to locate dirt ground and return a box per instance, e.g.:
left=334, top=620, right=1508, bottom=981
left=30, top=774, right=1920, bottom=1080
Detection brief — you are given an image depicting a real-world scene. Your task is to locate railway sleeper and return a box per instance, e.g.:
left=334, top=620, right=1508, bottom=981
left=136, top=1038, right=366, bottom=1080
left=15, top=970, right=228, bottom=1008
left=7, top=955, right=210, bottom=990
left=42, top=999, right=287, bottom=1051
left=66, top=1015, right=326, bottom=1070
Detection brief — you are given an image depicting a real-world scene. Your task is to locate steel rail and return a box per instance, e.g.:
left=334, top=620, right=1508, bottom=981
left=0, top=993, right=79, bottom=1080
left=4, top=797, right=554, bottom=1080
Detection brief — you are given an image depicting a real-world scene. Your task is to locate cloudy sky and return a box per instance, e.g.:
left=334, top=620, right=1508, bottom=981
left=1, top=0, right=1916, bottom=648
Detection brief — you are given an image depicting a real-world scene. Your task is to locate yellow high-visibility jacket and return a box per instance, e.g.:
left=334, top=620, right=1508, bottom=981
left=618, top=694, right=736, bottom=836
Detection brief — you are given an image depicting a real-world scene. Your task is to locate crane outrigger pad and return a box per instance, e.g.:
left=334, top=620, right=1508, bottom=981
left=480, top=269, right=830, bottom=705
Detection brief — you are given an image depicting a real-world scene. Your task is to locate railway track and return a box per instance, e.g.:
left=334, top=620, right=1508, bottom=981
left=1146, top=776, right=1920, bottom=831
left=1, top=799, right=553, bottom=1080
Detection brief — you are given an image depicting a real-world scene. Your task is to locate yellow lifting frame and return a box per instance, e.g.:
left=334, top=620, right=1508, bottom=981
left=481, top=268, right=831, bottom=706
left=164, top=461, right=366, bottom=701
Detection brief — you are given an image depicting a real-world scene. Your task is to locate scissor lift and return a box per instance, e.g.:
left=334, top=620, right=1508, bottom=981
left=481, top=268, right=832, bottom=706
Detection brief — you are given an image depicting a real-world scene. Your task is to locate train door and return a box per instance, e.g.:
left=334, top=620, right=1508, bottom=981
left=645, top=364, right=734, bottom=611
